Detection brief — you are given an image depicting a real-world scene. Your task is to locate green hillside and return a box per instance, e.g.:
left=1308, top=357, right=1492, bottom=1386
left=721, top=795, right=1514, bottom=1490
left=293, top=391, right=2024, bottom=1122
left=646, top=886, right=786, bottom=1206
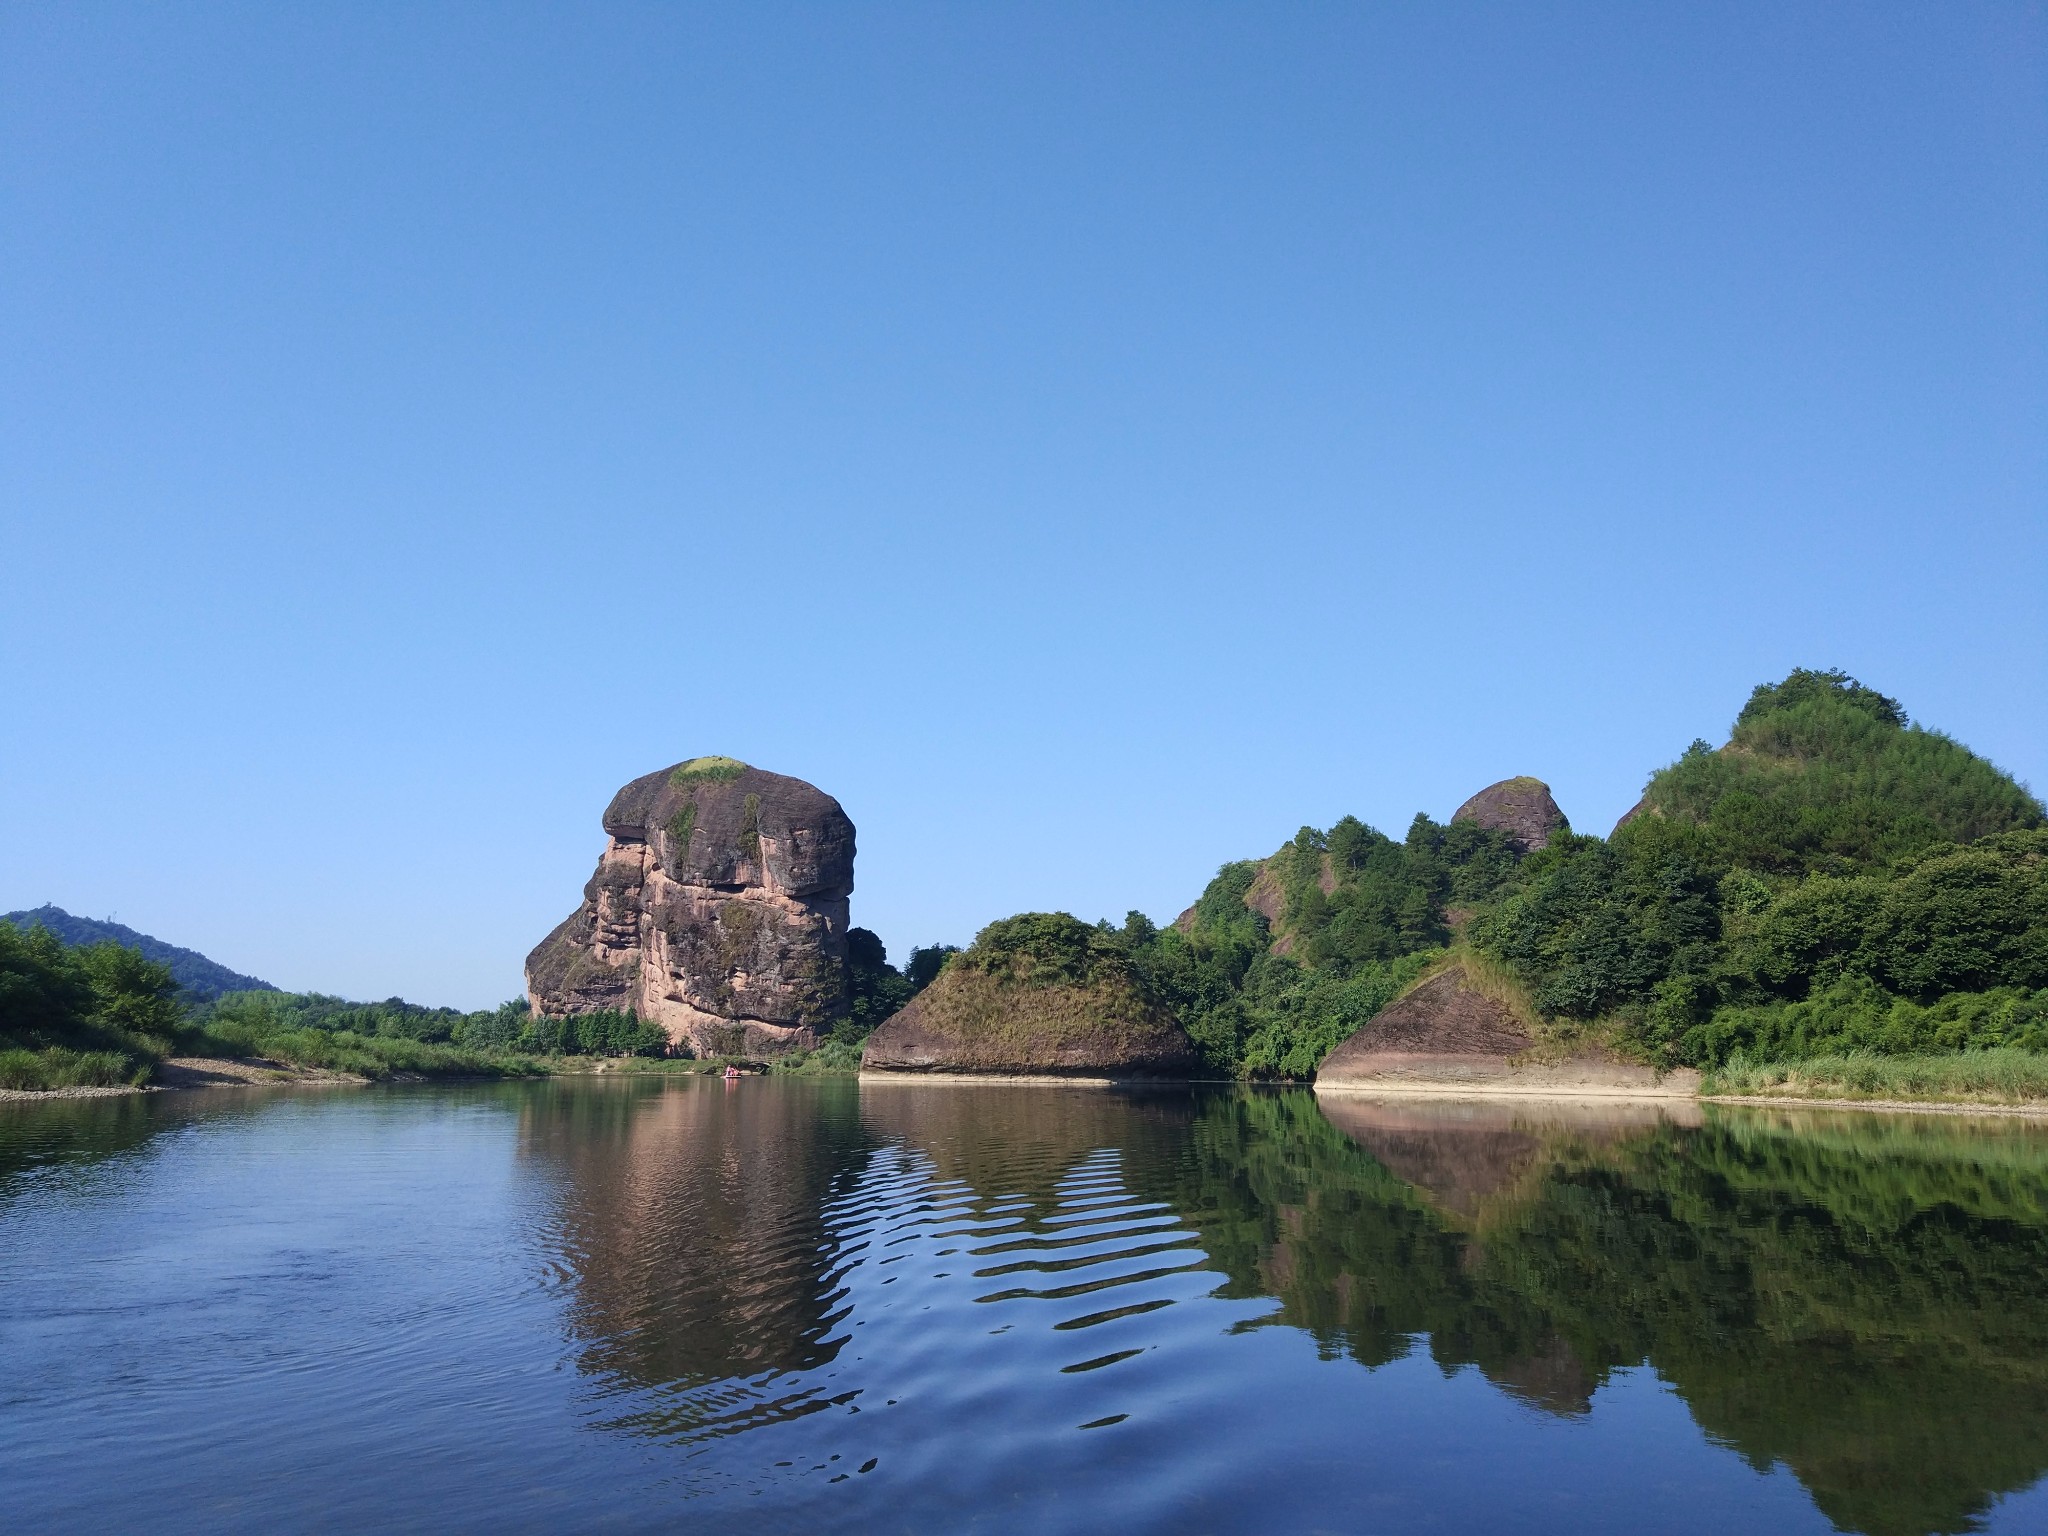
left=1126, top=668, right=2046, bottom=1078
left=2, top=905, right=277, bottom=1000
left=1479, top=670, right=2044, bottom=1066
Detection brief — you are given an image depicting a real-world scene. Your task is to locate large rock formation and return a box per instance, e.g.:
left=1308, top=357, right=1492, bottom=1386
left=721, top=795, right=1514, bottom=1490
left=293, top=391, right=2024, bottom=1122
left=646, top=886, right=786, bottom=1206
left=861, top=913, right=1198, bottom=1078
left=525, top=758, right=854, bottom=1056
left=1452, top=776, right=1569, bottom=853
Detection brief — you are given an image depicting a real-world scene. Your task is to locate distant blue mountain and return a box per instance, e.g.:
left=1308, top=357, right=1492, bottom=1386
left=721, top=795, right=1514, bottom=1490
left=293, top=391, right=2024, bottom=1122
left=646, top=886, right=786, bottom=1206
left=2, top=905, right=278, bottom=1001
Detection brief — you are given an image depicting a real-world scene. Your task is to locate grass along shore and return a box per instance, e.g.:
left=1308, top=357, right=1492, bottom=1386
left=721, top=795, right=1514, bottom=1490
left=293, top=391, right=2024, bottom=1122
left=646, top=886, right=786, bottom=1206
left=1702, top=1048, right=2048, bottom=1108
left=0, top=1033, right=869, bottom=1096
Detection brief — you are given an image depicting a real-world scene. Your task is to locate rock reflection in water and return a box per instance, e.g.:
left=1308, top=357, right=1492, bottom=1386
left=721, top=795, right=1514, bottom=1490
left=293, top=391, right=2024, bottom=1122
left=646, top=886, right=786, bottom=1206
left=519, top=1078, right=874, bottom=1439
left=855, top=1079, right=1198, bottom=1212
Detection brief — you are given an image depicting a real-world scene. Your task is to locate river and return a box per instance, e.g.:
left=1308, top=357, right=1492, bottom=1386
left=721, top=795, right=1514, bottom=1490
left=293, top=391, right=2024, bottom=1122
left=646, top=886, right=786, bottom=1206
left=4, top=1077, right=2046, bottom=1533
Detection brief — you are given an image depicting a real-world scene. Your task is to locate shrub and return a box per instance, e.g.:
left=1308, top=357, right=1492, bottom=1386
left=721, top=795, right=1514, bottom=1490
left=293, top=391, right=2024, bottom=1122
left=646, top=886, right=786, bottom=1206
left=961, top=913, right=1131, bottom=988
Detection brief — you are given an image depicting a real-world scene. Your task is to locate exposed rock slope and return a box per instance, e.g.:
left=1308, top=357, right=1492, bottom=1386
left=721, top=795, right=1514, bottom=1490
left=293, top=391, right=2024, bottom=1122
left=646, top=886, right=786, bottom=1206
left=1451, top=777, right=1569, bottom=853
left=525, top=758, right=854, bottom=1055
left=861, top=913, right=1198, bottom=1077
left=1315, top=965, right=1695, bottom=1096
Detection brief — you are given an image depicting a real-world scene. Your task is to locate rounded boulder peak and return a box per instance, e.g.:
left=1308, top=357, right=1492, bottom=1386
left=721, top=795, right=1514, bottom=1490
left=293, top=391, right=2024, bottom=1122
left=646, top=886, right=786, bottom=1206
left=1452, top=776, right=1569, bottom=854
left=602, top=757, right=855, bottom=897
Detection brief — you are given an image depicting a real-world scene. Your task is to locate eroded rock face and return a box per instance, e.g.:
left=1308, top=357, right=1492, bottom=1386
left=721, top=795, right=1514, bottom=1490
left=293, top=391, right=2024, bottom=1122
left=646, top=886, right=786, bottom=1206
left=525, top=758, right=854, bottom=1055
left=1452, top=776, right=1569, bottom=853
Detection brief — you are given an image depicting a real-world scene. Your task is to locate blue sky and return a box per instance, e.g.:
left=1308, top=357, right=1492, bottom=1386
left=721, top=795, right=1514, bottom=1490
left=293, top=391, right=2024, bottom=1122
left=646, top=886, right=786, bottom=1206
left=4, top=3, right=2043, bottom=1008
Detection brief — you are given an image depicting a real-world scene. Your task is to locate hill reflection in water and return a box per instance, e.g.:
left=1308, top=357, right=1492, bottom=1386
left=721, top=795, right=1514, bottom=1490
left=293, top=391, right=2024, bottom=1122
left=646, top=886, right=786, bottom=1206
left=508, top=1078, right=2048, bottom=1535
left=1161, top=1092, right=2048, bottom=1536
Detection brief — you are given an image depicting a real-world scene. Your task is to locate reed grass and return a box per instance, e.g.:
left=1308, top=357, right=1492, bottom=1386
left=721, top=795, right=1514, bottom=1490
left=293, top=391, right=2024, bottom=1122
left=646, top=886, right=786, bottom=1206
left=1703, top=1048, right=2048, bottom=1105
left=194, top=1025, right=549, bottom=1081
left=0, top=1047, right=148, bottom=1091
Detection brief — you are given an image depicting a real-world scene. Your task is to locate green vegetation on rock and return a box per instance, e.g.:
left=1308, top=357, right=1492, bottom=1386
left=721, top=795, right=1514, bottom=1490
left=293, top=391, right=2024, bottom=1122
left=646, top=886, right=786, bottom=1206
left=861, top=913, right=1196, bottom=1074
left=669, top=756, right=747, bottom=787
left=666, top=801, right=698, bottom=851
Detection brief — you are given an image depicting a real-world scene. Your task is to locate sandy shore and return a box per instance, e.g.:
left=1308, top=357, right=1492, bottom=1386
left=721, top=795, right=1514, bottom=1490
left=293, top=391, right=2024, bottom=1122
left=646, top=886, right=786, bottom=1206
left=858, top=1071, right=1120, bottom=1086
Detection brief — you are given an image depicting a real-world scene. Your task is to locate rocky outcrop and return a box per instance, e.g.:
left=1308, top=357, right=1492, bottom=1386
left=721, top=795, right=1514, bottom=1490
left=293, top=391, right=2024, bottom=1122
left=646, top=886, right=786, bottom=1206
left=1317, top=967, right=1533, bottom=1086
left=860, top=913, right=1198, bottom=1078
left=1314, top=966, right=1697, bottom=1096
left=1452, top=777, right=1569, bottom=852
left=525, top=758, right=855, bottom=1056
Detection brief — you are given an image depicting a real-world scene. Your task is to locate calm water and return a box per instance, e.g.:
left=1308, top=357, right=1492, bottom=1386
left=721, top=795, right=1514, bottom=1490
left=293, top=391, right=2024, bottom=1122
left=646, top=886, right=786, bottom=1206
left=4, top=1080, right=2048, bottom=1534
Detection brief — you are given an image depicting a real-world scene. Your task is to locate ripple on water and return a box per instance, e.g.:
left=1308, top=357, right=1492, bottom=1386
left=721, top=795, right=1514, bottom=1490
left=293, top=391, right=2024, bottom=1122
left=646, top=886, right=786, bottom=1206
left=583, top=1136, right=1237, bottom=1490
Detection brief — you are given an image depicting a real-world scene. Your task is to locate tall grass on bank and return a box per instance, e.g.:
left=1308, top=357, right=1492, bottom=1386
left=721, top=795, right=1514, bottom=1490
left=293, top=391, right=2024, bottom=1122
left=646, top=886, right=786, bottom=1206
left=187, top=1024, right=549, bottom=1081
left=1703, top=1048, right=2048, bottom=1105
left=0, top=1047, right=149, bottom=1091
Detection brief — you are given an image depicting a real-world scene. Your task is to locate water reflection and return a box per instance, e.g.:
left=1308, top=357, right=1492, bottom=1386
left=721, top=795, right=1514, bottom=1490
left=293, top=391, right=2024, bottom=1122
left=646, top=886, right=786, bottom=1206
left=516, top=1080, right=2048, bottom=1535
left=1191, top=1093, right=2048, bottom=1536
left=12, top=1080, right=2041, bottom=1532
left=519, top=1077, right=874, bottom=1439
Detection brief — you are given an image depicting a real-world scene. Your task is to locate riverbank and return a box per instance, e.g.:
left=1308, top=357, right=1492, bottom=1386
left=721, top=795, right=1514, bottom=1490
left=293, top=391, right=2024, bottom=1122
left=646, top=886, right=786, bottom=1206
left=0, top=1050, right=837, bottom=1101
left=11, top=1054, right=2048, bottom=1120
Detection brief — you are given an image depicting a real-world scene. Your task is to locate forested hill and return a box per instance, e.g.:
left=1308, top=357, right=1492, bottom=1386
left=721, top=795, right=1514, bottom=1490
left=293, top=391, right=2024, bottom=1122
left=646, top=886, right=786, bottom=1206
left=1106, top=667, right=2048, bottom=1077
left=1, top=905, right=277, bottom=1001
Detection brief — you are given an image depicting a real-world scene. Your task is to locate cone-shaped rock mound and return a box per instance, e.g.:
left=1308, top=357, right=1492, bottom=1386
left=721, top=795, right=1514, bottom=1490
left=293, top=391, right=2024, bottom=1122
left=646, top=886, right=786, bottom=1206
left=1316, top=965, right=1695, bottom=1096
left=1452, top=777, right=1569, bottom=853
left=860, top=912, right=1198, bottom=1078
left=1317, top=966, right=1534, bottom=1088
left=526, top=757, right=855, bottom=1056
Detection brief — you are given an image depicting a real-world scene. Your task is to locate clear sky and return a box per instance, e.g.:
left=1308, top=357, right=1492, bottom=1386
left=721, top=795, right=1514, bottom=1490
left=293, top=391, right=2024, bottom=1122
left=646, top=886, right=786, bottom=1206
left=3, top=3, right=2043, bottom=1009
